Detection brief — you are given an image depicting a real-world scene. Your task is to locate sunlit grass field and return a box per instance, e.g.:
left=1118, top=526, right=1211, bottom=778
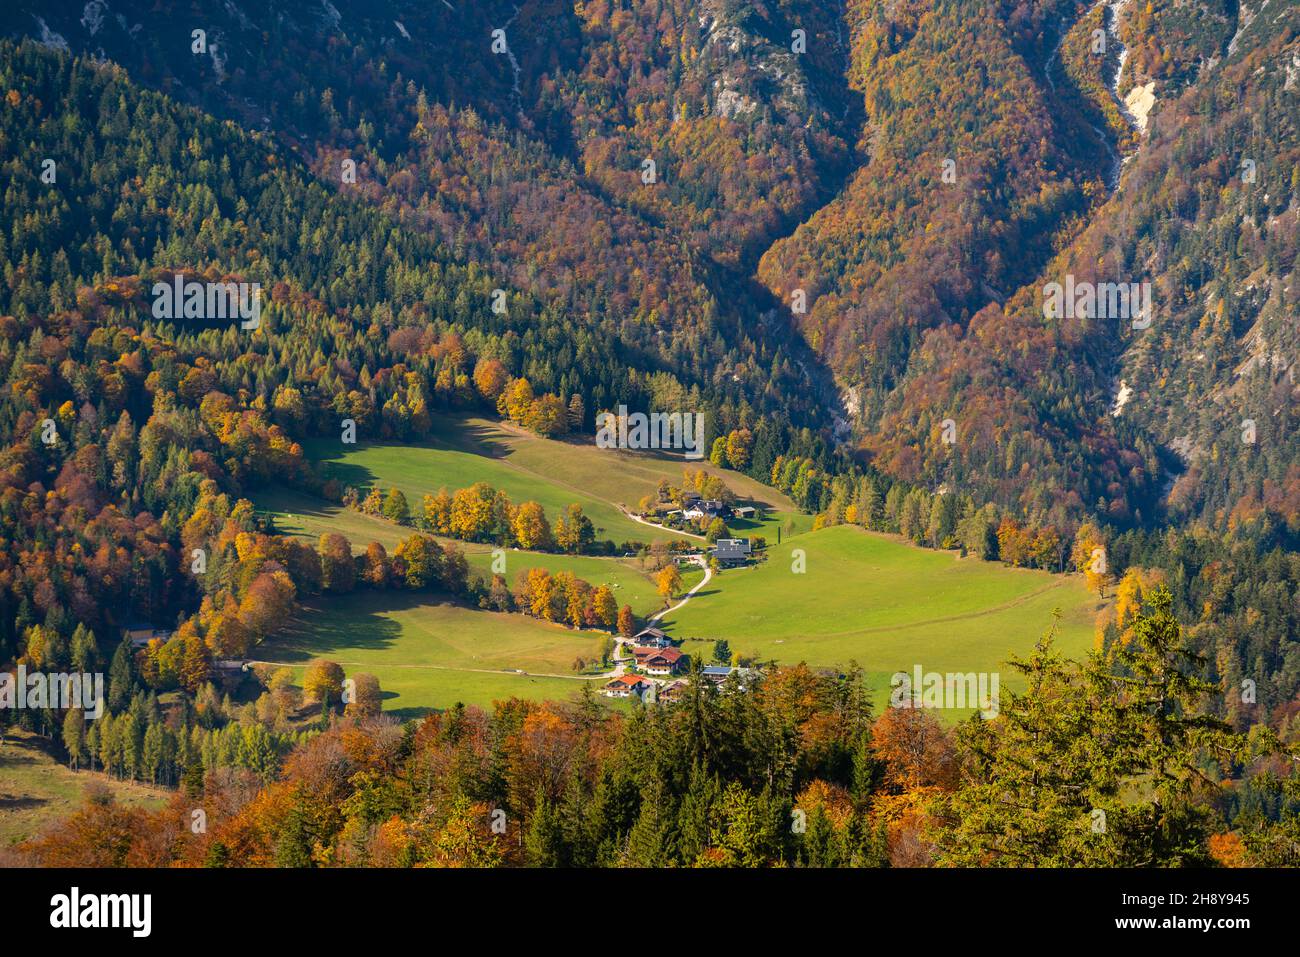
left=254, top=592, right=619, bottom=717
left=664, top=524, right=1102, bottom=707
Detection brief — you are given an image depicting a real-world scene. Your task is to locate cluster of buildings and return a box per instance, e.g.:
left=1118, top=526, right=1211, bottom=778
left=602, top=625, right=759, bottom=701
left=667, top=492, right=757, bottom=524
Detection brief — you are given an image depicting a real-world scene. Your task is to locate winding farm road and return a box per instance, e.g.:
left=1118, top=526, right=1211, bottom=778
left=648, top=556, right=712, bottom=624
left=603, top=554, right=713, bottom=683
left=621, top=508, right=707, bottom=540
left=250, top=557, right=717, bottom=689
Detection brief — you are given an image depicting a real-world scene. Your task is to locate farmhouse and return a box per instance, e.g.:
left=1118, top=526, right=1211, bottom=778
left=702, top=665, right=760, bottom=689
left=123, top=621, right=172, bottom=648
left=633, top=626, right=672, bottom=648
left=683, top=499, right=729, bottom=520
left=658, top=679, right=688, bottom=702
left=712, top=538, right=752, bottom=567
left=604, top=674, right=651, bottom=698
left=643, top=647, right=687, bottom=676
left=211, top=659, right=248, bottom=690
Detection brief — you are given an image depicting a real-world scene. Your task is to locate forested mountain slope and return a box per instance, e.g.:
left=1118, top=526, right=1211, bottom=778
left=7, top=0, right=857, bottom=431
left=865, top=0, right=1298, bottom=528
left=11, top=0, right=1295, bottom=534
left=3, top=2, right=1300, bottom=874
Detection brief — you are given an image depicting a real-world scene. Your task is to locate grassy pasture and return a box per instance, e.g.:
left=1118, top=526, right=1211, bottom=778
left=253, top=592, right=618, bottom=717
left=254, top=486, right=667, bottom=616
left=663, top=524, right=1102, bottom=708
left=254, top=418, right=1100, bottom=721
left=301, top=413, right=808, bottom=546
left=0, top=731, right=170, bottom=849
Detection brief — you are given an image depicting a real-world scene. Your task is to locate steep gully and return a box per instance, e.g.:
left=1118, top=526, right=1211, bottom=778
left=1044, top=0, right=1141, bottom=192
left=732, top=0, right=1150, bottom=442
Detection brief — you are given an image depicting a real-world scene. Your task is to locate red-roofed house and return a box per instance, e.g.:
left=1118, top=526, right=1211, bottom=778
left=643, top=647, right=687, bottom=676
left=604, top=674, right=651, bottom=698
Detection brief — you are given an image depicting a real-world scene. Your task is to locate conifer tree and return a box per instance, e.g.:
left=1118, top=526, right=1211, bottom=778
left=523, top=787, right=565, bottom=867
left=107, top=638, right=134, bottom=713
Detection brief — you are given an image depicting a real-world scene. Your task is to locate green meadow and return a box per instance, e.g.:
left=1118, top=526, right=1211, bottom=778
left=255, top=486, right=667, bottom=617
left=254, top=592, right=617, bottom=717
left=0, top=731, right=170, bottom=848
left=301, top=413, right=808, bottom=546
left=252, top=417, right=1101, bottom=719
left=663, top=524, right=1101, bottom=703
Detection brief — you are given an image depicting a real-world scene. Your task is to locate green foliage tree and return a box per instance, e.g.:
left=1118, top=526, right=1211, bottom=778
left=383, top=488, right=410, bottom=525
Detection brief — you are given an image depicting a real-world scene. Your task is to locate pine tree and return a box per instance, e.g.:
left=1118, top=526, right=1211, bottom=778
left=937, top=620, right=1105, bottom=866
left=1095, top=585, right=1236, bottom=865
left=524, top=787, right=566, bottom=867
left=678, top=763, right=720, bottom=863
left=939, top=593, right=1240, bottom=866
left=623, top=775, right=680, bottom=866
left=107, top=638, right=134, bottom=713
left=274, top=800, right=315, bottom=868
left=69, top=625, right=99, bottom=673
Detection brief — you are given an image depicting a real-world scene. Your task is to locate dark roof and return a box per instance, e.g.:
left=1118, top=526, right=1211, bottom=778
left=714, top=538, right=751, bottom=557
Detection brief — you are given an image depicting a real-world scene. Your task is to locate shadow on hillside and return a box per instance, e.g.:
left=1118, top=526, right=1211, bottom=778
left=682, top=587, right=722, bottom=600
left=0, top=736, right=56, bottom=809
left=1, top=731, right=62, bottom=763
left=446, top=417, right=513, bottom=460
left=260, top=486, right=344, bottom=520
left=0, top=794, right=48, bottom=810
left=258, top=592, right=451, bottom=662
left=317, top=456, right=377, bottom=491
left=387, top=705, right=438, bottom=721
left=440, top=412, right=714, bottom=473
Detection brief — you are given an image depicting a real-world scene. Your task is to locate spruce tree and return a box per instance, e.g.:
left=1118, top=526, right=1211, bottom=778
left=107, top=638, right=134, bottom=713
left=523, top=787, right=565, bottom=867
left=623, top=776, right=680, bottom=866
left=1093, top=585, right=1236, bottom=865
